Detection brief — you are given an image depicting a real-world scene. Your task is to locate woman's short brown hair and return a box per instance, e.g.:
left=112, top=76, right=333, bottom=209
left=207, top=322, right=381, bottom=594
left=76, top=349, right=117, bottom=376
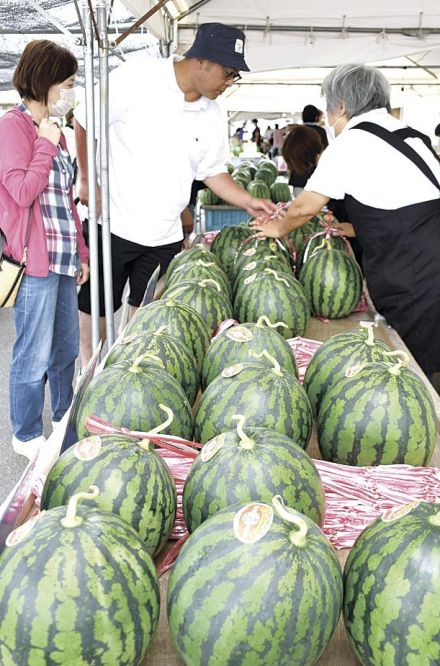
left=282, top=124, right=324, bottom=177
left=13, top=40, right=77, bottom=104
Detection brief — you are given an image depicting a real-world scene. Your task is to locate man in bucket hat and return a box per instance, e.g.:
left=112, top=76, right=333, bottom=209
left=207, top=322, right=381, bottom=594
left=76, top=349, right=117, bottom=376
left=74, top=23, right=276, bottom=366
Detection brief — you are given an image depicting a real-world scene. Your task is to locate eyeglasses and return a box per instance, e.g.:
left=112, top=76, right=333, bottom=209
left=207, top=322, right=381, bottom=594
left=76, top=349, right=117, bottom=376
left=223, top=68, right=242, bottom=83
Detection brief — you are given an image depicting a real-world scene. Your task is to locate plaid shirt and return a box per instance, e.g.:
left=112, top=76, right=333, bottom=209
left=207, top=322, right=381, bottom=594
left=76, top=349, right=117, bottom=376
left=20, top=103, right=79, bottom=277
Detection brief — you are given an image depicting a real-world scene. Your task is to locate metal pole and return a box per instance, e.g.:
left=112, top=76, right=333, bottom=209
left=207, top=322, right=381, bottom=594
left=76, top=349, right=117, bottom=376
left=96, top=0, right=115, bottom=347
left=81, top=0, right=100, bottom=351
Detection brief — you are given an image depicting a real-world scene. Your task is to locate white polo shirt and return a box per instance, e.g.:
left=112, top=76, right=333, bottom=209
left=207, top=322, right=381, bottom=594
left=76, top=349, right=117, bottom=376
left=306, top=108, right=440, bottom=209
left=74, top=54, right=229, bottom=245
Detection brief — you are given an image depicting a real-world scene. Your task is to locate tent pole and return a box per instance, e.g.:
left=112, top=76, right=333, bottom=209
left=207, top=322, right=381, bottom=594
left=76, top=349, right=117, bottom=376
left=81, top=0, right=100, bottom=352
left=96, top=0, right=115, bottom=347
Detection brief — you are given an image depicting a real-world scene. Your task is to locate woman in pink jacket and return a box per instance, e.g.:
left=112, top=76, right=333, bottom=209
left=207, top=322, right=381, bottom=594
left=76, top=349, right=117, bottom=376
left=0, top=40, right=89, bottom=459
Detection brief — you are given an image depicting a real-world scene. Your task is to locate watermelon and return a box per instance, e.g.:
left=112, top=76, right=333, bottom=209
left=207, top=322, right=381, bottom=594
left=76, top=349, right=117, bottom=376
left=303, top=324, right=390, bottom=416
left=75, top=358, right=194, bottom=440
left=232, top=175, right=249, bottom=190
left=234, top=268, right=310, bottom=338
left=239, top=161, right=257, bottom=178
left=299, top=247, right=363, bottom=318
left=162, top=279, right=234, bottom=337
left=123, top=299, right=210, bottom=369
left=254, top=166, right=277, bottom=186
left=287, top=216, right=323, bottom=252
left=317, top=351, right=437, bottom=466
left=344, top=501, right=440, bottom=666
left=231, top=167, right=253, bottom=185
left=296, top=232, right=348, bottom=275
left=104, top=327, right=200, bottom=404
left=247, top=179, right=271, bottom=198
left=165, top=257, right=232, bottom=300
left=227, top=163, right=235, bottom=174
left=184, top=415, right=325, bottom=532
left=41, top=431, right=177, bottom=555
left=168, top=497, right=343, bottom=666
left=232, top=237, right=291, bottom=279
left=270, top=181, right=292, bottom=203
left=199, top=188, right=219, bottom=205
left=164, top=245, right=222, bottom=284
left=210, top=225, right=252, bottom=278
left=201, top=316, right=298, bottom=389
left=0, top=488, right=160, bottom=666
left=258, top=158, right=278, bottom=177
left=195, top=353, right=312, bottom=447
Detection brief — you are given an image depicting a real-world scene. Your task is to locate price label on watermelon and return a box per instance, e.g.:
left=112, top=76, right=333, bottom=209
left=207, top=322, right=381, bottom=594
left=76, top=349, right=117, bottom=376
left=243, top=261, right=257, bottom=272
left=345, top=363, right=366, bottom=378
left=201, top=433, right=226, bottom=462
left=382, top=501, right=420, bottom=522
left=222, top=364, right=244, bottom=378
left=6, top=512, right=43, bottom=547
left=233, top=503, right=273, bottom=544
left=74, top=436, right=102, bottom=461
left=244, top=274, right=257, bottom=285
left=226, top=327, right=253, bottom=343
left=243, top=248, right=256, bottom=257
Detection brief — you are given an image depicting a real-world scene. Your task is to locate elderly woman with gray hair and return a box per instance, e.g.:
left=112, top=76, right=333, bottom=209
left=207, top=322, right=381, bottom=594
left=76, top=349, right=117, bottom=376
left=251, top=63, right=440, bottom=382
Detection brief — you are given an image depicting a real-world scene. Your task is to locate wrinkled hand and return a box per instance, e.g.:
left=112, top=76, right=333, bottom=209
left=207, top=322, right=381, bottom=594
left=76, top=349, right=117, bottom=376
left=249, top=206, right=287, bottom=239
left=76, top=263, right=90, bottom=286
left=245, top=197, right=277, bottom=218
left=37, top=117, right=61, bottom=146
left=333, top=222, right=356, bottom=238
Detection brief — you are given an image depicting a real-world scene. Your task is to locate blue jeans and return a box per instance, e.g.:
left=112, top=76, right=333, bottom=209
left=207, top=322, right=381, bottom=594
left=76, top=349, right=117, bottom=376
left=10, top=272, right=79, bottom=441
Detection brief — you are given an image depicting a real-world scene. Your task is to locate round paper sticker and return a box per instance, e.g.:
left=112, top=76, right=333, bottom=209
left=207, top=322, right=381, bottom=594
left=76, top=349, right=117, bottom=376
left=233, top=503, right=273, bottom=544
left=382, top=501, right=420, bottom=522
left=345, top=363, right=366, bottom=378
left=74, top=436, right=102, bottom=461
left=244, top=274, right=257, bottom=285
left=226, top=326, right=253, bottom=343
left=243, top=261, right=257, bottom=272
left=243, top=248, right=256, bottom=257
left=201, top=433, right=226, bottom=462
left=222, top=364, right=244, bottom=378
left=6, top=513, right=42, bottom=547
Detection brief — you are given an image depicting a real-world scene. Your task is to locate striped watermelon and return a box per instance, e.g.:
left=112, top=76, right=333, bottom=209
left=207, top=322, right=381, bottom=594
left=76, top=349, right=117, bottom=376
left=164, top=245, right=222, bottom=284
left=162, top=279, right=234, bottom=337
left=233, top=237, right=291, bottom=279
left=287, top=216, right=323, bottom=252
left=41, top=432, right=176, bottom=555
left=258, top=158, right=278, bottom=176
left=165, top=258, right=232, bottom=300
left=123, top=299, right=210, bottom=368
left=75, top=359, right=194, bottom=440
left=104, top=327, right=199, bottom=405
left=299, top=247, right=363, bottom=318
left=270, top=181, right=292, bottom=203
left=0, top=488, right=159, bottom=665
left=184, top=416, right=325, bottom=532
left=254, top=167, right=277, bottom=187
left=201, top=317, right=298, bottom=389
left=247, top=180, right=271, bottom=198
left=317, top=352, right=437, bottom=466
left=232, top=167, right=253, bottom=185
left=296, top=233, right=348, bottom=276
left=199, top=188, right=219, bottom=205
left=234, top=268, right=310, bottom=338
left=239, top=161, right=258, bottom=178
left=167, top=497, right=343, bottom=666
left=211, top=225, right=252, bottom=278
left=232, top=255, right=294, bottom=297
left=195, top=354, right=312, bottom=447
left=303, top=325, right=390, bottom=416
left=344, top=501, right=440, bottom=666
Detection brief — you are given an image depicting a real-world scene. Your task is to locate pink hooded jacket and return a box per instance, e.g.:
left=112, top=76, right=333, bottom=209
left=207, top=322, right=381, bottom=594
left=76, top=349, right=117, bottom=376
left=0, top=107, right=88, bottom=277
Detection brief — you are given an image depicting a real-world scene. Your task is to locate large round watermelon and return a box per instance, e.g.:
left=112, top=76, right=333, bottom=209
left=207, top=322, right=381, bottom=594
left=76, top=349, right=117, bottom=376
left=0, top=488, right=160, bottom=665
left=201, top=317, right=298, bottom=389
left=234, top=268, right=310, bottom=338
left=210, top=225, right=252, bottom=277
left=287, top=215, right=324, bottom=253
left=303, top=325, right=390, bottom=416
left=168, top=497, right=343, bottom=666
left=198, top=188, right=219, bottom=205
left=247, top=179, right=271, bottom=198
left=165, top=258, right=232, bottom=300
left=195, top=356, right=312, bottom=447
left=41, top=433, right=176, bottom=555
left=162, top=279, right=233, bottom=337
left=123, top=299, right=210, bottom=368
left=344, top=501, right=440, bottom=665
left=317, top=353, right=437, bottom=466
left=184, top=417, right=325, bottom=532
left=75, top=359, right=194, bottom=440
left=164, top=245, right=222, bottom=284
left=299, top=247, right=363, bottom=318
left=232, top=237, right=291, bottom=280
left=296, top=233, right=348, bottom=276
left=270, top=181, right=292, bottom=203
left=104, top=328, right=200, bottom=405
left=254, top=167, right=277, bottom=187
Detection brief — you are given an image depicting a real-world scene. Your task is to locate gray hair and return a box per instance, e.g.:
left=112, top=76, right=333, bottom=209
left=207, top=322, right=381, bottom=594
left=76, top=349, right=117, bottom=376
left=322, top=64, right=391, bottom=119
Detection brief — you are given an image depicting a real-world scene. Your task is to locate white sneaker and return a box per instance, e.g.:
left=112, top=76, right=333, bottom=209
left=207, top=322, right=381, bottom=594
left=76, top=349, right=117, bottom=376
left=12, top=435, right=46, bottom=461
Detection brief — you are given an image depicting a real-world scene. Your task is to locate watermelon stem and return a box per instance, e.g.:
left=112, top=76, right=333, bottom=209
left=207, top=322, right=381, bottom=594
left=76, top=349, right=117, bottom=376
left=200, top=279, right=221, bottom=293
left=232, top=415, right=254, bottom=449
left=61, top=485, right=99, bottom=528
left=141, top=405, right=174, bottom=450
left=382, top=350, right=410, bottom=375
left=256, top=315, right=288, bottom=331
left=264, top=269, right=290, bottom=288
left=359, top=321, right=376, bottom=346
left=272, top=495, right=308, bottom=547
left=249, top=349, right=282, bottom=376
left=129, top=352, right=164, bottom=373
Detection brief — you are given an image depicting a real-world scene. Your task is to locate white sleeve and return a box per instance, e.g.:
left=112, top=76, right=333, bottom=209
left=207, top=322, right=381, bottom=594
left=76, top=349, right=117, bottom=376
left=195, top=106, right=229, bottom=180
left=305, top=138, right=348, bottom=200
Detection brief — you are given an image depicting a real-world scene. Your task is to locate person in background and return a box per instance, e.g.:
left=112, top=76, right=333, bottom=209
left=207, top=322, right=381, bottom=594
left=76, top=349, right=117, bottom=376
left=0, top=40, right=89, bottom=459
left=271, top=123, right=286, bottom=158
left=302, top=104, right=329, bottom=149
left=251, top=63, right=440, bottom=383
left=251, top=118, right=261, bottom=149
left=263, top=125, right=273, bottom=155
left=75, top=23, right=275, bottom=367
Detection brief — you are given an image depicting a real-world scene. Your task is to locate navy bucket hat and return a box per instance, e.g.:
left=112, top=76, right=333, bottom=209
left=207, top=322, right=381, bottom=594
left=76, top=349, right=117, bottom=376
left=184, top=22, right=250, bottom=71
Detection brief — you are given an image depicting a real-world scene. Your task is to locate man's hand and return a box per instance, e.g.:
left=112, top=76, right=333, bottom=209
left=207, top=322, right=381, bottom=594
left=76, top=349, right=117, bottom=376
left=78, top=181, right=101, bottom=218
left=245, top=197, right=277, bottom=218
left=77, top=263, right=90, bottom=286
left=333, top=222, right=356, bottom=238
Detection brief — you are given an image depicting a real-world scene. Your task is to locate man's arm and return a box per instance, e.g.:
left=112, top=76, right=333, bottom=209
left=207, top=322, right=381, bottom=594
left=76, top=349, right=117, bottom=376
left=74, top=119, right=101, bottom=213
left=250, top=190, right=330, bottom=238
left=204, top=172, right=276, bottom=217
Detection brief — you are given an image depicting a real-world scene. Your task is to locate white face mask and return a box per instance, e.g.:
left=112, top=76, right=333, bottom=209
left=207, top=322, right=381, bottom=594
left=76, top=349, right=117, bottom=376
left=324, top=110, right=342, bottom=141
left=48, top=88, right=76, bottom=117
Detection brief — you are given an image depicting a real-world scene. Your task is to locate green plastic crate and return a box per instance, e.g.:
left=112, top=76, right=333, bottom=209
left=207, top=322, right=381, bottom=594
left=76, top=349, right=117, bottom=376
left=202, top=205, right=249, bottom=231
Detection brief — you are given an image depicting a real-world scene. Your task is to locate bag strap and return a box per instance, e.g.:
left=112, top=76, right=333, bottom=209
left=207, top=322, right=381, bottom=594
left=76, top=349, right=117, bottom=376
left=352, top=121, right=440, bottom=192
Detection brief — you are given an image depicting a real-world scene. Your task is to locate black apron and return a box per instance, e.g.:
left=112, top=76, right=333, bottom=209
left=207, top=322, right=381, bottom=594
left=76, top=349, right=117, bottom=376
left=344, top=121, right=440, bottom=376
